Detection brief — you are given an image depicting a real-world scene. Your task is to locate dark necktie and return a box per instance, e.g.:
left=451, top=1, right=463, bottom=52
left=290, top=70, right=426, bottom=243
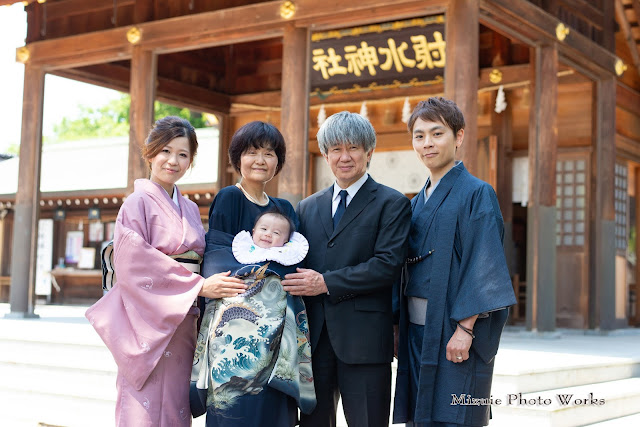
left=333, top=190, right=348, bottom=229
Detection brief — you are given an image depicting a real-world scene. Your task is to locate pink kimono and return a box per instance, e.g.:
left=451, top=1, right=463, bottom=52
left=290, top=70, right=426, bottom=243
left=86, top=179, right=205, bottom=426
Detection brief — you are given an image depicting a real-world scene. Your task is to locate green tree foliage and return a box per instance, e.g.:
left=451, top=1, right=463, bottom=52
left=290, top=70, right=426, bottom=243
left=48, top=94, right=206, bottom=143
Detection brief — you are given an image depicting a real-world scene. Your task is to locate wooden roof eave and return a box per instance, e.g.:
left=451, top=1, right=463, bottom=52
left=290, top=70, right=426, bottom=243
left=480, top=0, right=621, bottom=80
left=19, top=0, right=452, bottom=71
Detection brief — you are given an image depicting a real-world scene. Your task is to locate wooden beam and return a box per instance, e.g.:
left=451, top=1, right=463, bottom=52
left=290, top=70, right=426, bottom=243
left=25, top=28, right=134, bottom=69
left=292, top=0, right=447, bottom=30
left=278, top=25, right=310, bottom=204
left=52, top=64, right=130, bottom=94
left=230, top=64, right=576, bottom=111
left=8, top=64, right=45, bottom=317
left=45, top=0, right=135, bottom=21
left=615, top=0, right=640, bottom=77
left=616, top=132, right=640, bottom=163
left=445, top=0, right=479, bottom=175
left=616, top=83, right=640, bottom=116
left=526, top=44, right=558, bottom=332
left=127, top=46, right=156, bottom=193
left=156, top=77, right=231, bottom=114
left=54, top=62, right=231, bottom=114
left=480, top=0, right=619, bottom=78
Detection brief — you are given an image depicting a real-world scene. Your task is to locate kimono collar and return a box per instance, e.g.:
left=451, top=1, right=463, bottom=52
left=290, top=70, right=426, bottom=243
left=411, top=163, right=466, bottom=240
left=424, top=161, right=463, bottom=204
left=134, top=179, right=183, bottom=220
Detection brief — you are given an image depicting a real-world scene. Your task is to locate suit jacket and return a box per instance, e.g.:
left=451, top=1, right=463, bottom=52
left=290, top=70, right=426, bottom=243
left=298, top=176, right=411, bottom=365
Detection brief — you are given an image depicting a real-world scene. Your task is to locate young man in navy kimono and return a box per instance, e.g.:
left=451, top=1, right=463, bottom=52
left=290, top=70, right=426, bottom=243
left=393, top=97, right=516, bottom=427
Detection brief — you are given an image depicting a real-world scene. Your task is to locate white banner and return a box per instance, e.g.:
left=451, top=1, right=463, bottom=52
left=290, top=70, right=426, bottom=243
left=35, top=218, right=54, bottom=296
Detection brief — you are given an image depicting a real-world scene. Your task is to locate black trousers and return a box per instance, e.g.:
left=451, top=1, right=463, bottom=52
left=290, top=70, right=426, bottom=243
left=300, top=323, right=391, bottom=427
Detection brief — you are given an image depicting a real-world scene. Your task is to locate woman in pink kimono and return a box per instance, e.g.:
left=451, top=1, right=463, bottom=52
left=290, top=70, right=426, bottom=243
left=86, top=116, right=246, bottom=426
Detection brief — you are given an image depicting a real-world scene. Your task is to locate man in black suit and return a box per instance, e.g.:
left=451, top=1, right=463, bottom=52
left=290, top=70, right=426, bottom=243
left=282, top=111, right=411, bottom=427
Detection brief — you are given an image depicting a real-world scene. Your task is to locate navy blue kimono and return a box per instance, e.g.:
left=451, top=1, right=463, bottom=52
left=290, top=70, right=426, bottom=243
left=393, top=163, right=516, bottom=426
left=199, top=185, right=299, bottom=427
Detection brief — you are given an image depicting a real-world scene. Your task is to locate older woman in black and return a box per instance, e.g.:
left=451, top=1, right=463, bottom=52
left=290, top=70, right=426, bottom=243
left=194, top=121, right=302, bottom=427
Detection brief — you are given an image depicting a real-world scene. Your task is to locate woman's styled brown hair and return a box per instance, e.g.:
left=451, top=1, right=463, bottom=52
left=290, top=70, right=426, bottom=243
left=141, top=116, right=198, bottom=170
left=228, top=121, right=286, bottom=175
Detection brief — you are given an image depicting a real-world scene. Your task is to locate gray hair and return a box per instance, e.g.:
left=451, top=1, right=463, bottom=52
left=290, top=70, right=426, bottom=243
left=317, top=111, right=376, bottom=155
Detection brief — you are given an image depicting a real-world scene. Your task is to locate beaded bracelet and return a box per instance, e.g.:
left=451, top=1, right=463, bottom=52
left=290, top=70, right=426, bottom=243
left=457, top=322, right=475, bottom=339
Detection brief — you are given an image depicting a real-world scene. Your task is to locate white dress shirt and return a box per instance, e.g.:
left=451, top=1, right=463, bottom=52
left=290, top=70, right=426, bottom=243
left=331, top=173, right=369, bottom=216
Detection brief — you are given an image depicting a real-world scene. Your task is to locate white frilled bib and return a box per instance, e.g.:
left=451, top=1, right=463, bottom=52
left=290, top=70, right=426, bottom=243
left=232, top=230, right=309, bottom=266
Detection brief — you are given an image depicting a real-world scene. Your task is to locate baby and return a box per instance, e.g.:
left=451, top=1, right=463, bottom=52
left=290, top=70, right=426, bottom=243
left=232, top=210, right=308, bottom=266
left=251, top=211, right=295, bottom=249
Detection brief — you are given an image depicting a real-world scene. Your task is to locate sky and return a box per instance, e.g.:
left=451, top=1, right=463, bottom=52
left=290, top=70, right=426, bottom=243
left=0, top=3, right=121, bottom=154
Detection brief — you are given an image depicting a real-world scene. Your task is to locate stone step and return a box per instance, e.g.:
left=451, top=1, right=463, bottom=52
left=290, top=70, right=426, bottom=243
left=492, top=355, right=640, bottom=395
left=583, top=413, right=640, bottom=426
left=493, top=331, right=640, bottom=394
left=490, top=377, right=640, bottom=427
left=0, top=361, right=116, bottom=402
left=0, top=338, right=116, bottom=373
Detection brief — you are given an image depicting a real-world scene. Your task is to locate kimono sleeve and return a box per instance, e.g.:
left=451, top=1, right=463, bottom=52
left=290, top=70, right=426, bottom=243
left=87, top=194, right=204, bottom=390
left=449, top=186, right=516, bottom=362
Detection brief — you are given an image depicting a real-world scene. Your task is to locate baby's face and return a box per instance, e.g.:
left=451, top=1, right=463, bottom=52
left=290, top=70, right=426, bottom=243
left=252, top=214, right=290, bottom=248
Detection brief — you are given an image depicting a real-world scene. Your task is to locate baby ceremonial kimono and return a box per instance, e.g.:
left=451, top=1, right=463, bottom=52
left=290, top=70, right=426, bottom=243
left=191, top=229, right=316, bottom=422
left=86, top=179, right=205, bottom=426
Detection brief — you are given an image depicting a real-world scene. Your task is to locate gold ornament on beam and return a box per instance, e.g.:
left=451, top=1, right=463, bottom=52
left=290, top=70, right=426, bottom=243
left=280, top=1, right=296, bottom=19
left=37, top=0, right=46, bottom=3
left=126, top=27, right=142, bottom=44
left=615, top=59, right=627, bottom=76
left=489, top=69, right=502, bottom=84
left=555, top=23, right=570, bottom=41
left=16, top=46, right=30, bottom=63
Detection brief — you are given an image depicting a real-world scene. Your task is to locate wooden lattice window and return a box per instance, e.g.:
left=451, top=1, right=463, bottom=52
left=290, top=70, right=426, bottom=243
left=615, top=162, right=628, bottom=252
left=556, top=159, right=587, bottom=247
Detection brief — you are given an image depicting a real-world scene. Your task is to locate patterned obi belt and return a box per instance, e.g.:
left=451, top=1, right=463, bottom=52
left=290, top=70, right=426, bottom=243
left=171, top=250, right=202, bottom=274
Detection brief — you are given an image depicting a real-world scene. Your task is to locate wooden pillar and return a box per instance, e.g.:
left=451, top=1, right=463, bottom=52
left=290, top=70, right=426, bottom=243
left=444, top=0, right=478, bottom=175
left=590, top=77, right=617, bottom=330
left=217, top=112, right=236, bottom=189
left=128, top=46, right=157, bottom=193
left=7, top=65, right=45, bottom=318
left=526, top=44, right=558, bottom=332
left=278, top=24, right=310, bottom=205
left=492, top=89, right=515, bottom=275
